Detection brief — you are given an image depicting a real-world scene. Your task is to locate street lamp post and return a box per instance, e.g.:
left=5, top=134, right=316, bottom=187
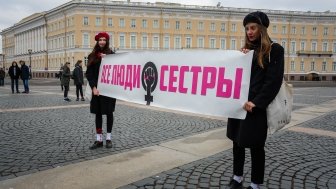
left=28, top=49, right=32, bottom=79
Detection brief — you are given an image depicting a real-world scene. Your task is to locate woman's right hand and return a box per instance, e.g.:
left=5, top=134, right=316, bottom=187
left=241, top=48, right=250, bottom=54
left=92, top=87, right=99, bottom=96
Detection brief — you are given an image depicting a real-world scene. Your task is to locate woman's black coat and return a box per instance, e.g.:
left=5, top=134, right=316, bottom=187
left=226, top=43, right=284, bottom=148
left=86, top=49, right=116, bottom=115
left=8, top=65, right=21, bottom=79
left=73, top=65, right=84, bottom=85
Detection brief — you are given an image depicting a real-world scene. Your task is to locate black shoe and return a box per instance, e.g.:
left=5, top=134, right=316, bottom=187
left=226, top=179, right=243, bottom=189
left=89, top=141, right=103, bottom=150
left=16, top=91, right=20, bottom=93
left=246, top=187, right=253, bottom=189
left=64, top=98, right=71, bottom=102
left=81, top=97, right=85, bottom=101
left=76, top=98, right=79, bottom=101
left=106, top=140, right=112, bottom=148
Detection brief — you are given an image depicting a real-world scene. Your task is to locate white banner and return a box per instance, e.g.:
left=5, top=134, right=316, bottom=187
left=97, top=50, right=253, bottom=119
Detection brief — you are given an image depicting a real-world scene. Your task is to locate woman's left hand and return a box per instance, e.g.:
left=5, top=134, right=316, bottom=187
left=243, top=101, right=256, bottom=112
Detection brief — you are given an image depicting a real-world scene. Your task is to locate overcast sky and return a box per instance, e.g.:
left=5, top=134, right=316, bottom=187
left=1, top=0, right=335, bottom=52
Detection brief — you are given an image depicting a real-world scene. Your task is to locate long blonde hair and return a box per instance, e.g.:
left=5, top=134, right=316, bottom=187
left=244, top=25, right=271, bottom=68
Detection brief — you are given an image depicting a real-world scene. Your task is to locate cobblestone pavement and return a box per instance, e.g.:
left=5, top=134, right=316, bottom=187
left=1, top=83, right=336, bottom=187
left=120, top=111, right=336, bottom=189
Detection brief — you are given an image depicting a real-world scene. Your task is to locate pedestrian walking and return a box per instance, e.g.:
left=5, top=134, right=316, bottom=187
left=0, top=68, right=5, bottom=86
left=59, top=64, right=64, bottom=91
left=86, top=32, right=116, bottom=149
left=73, top=60, right=85, bottom=101
left=226, top=11, right=284, bottom=189
left=19, top=60, right=30, bottom=93
left=61, top=62, right=71, bottom=102
left=8, top=61, right=21, bottom=94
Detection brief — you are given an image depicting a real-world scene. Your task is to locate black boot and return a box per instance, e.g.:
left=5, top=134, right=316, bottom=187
left=89, top=141, right=103, bottom=150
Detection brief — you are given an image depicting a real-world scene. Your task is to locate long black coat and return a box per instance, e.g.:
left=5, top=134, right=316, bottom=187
left=20, top=64, right=30, bottom=80
left=8, top=65, right=21, bottom=79
left=73, top=65, right=84, bottom=85
left=86, top=49, right=116, bottom=115
left=61, top=66, right=71, bottom=87
left=226, top=43, right=284, bottom=148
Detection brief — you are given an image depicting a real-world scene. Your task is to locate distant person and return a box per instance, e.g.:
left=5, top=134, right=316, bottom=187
left=8, top=61, right=21, bottom=94
left=19, top=60, right=30, bottom=93
left=59, top=64, right=64, bottom=91
left=73, top=60, right=85, bottom=101
left=86, top=32, right=116, bottom=149
left=61, top=62, right=71, bottom=101
left=0, top=68, right=5, bottom=86
left=226, top=11, right=284, bottom=189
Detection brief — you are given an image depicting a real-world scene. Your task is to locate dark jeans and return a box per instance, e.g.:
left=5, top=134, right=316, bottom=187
left=64, top=85, right=69, bottom=98
left=76, top=84, right=83, bottom=98
left=11, top=78, right=19, bottom=92
left=233, top=142, right=265, bottom=184
left=22, top=79, right=29, bottom=92
left=95, top=113, right=114, bottom=134
left=0, top=78, right=4, bottom=86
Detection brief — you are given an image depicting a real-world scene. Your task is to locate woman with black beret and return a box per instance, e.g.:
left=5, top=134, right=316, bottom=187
left=226, top=11, right=284, bottom=189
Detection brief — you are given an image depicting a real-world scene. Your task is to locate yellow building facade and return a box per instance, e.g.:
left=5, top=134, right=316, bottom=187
left=1, top=0, right=336, bottom=80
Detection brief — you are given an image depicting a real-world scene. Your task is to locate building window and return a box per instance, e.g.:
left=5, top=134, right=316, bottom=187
left=300, top=61, right=304, bottom=71
left=312, top=42, right=317, bottom=52
left=333, top=62, right=336, bottom=71
left=231, top=23, right=236, bottom=32
left=272, top=25, right=277, bottom=33
left=176, top=21, right=180, bottom=30
left=142, top=19, right=147, bottom=28
left=334, top=27, right=336, bottom=35
left=322, top=42, right=328, bottom=51
left=186, top=37, right=191, bottom=48
left=210, top=23, right=216, bottom=32
left=153, top=36, right=159, bottom=50
left=164, top=36, right=170, bottom=49
left=300, top=41, right=305, bottom=51
left=96, top=17, right=102, bottom=26
left=83, top=16, right=89, bottom=25
left=322, top=62, right=327, bottom=71
left=198, top=22, right=204, bottom=31
left=290, top=61, right=295, bottom=71
left=210, top=38, right=216, bottom=49
left=291, top=41, right=296, bottom=53
left=323, top=27, right=328, bottom=36
left=174, top=36, right=181, bottom=49
left=311, top=62, right=315, bottom=71
left=119, top=18, right=125, bottom=28
left=291, top=26, right=296, bottom=34
left=198, top=37, right=204, bottom=48
left=119, top=35, right=125, bottom=49
left=282, top=26, right=287, bottom=34
left=83, top=33, right=89, bottom=48
left=130, top=35, right=137, bottom=49
left=313, top=27, right=317, bottom=35
left=301, top=26, right=306, bottom=35
left=164, top=20, right=169, bottom=29
left=333, top=43, right=336, bottom=53
left=108, top=33, right=113, bottom=47
left=231, top=39, right=236, bottom=50
left=220, top=38, right=226, bottom=49
left=221, top=23, right=226, bottom=32
left=153, top=20, right=159, bottom=29
left=131, top=19, right=136, bottom=28
left=186, top=21, right=192, bottom=30
left=142, top=36, right=148, bottom=49
left=107, top=18, right=113, bottom=27
left=281, top=41, right=286, bottom=52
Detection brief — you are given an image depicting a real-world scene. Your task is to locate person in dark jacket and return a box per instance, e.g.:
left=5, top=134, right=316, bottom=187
left=8, top=61, right=21, bottom=93
left=0, top=68, right=5, bottom=86
left=86, top=32, right=116, bottom=149
left=59, top=64, right=64, bottom=91
left=73, top=60, right=85, bottom=101
left=61, top=62, right=71, bottom=101
left=226, top=11, right=284, bottom=189
left=19, top=60, right=30, bottom=93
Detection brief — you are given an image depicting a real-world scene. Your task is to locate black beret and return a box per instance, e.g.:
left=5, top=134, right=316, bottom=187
left=243, top=11, right=270, bottom=28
